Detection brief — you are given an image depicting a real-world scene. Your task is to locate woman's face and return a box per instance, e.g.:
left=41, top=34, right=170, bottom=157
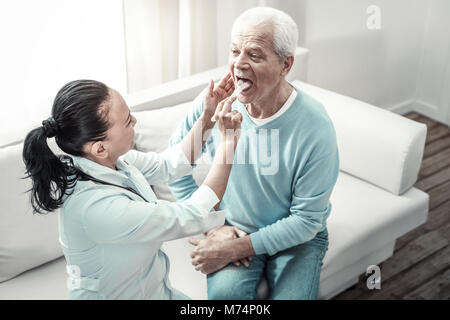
left=103, top=88, right=136, bottom=159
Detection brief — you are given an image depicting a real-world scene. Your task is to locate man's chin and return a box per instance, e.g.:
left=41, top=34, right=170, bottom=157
left=237, top=93, right=254, bottom=104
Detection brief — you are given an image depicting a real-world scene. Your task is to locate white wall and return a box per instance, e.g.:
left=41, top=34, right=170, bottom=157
left=293, top=0, right=427, bottom=112
left=413, top=0, right=450, bottom=126
left=0, top=0, right=127, bottom=147
left=216, top=0, right=448, bottom=125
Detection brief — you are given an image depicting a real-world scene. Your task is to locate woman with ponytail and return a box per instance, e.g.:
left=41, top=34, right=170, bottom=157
left=22, top=76, right=243, bottom=299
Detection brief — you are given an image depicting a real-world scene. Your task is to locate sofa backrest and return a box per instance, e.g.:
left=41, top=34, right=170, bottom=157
left=0, top=142, right=63, bottom=283
left=292, top=80, right=427, bottom=195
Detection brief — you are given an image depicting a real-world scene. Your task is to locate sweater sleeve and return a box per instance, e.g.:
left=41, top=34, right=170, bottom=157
left=250, top=148, right=339, bottom=256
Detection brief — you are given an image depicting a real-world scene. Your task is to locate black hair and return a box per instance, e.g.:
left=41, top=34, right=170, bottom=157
left=22, top=80, right=111, bottom=214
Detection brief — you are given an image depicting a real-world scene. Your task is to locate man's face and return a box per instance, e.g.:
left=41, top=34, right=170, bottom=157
left=228, top=23, right=285, bottom=105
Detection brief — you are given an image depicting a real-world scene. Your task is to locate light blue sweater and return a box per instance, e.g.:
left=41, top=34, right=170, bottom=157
left=169, top=85, right=339, bottom=256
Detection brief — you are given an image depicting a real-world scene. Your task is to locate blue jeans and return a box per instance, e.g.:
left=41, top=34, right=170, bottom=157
left=207, top=228, right=329, bottom=300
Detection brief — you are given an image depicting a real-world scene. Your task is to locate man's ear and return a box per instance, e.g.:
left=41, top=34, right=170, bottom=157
left=85, top=141, right=109, bottom=159
left=281, top=56, right=294, bottom=77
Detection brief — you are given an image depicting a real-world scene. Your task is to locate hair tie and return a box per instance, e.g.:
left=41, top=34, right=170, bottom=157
left=42, top=117, right=59, bottom=138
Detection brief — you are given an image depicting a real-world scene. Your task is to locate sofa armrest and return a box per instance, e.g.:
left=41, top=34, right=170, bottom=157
left=292, top=80, right=427, bottom=195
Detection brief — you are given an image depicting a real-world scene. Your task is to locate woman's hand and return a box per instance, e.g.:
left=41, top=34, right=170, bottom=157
left=204, top=73, right=235, bottom=119
left=214, top=96, right=242, bottom=143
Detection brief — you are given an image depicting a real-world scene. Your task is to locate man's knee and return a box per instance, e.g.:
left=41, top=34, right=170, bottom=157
left=207, top=265, right=260, bottom=300
left=208, top=282, right=255, bottom=300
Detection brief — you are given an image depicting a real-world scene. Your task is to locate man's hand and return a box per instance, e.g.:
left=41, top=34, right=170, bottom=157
left=203, top=72, right=235, bottom=119
left=204, top=226, right=252, bottom=267
left=188, top=237, right=231, bottom=274
left=189, top=234, right=256, bottom=275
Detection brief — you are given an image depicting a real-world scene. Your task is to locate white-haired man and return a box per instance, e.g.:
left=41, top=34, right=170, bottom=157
left=169, top=7, right=339, bottom=300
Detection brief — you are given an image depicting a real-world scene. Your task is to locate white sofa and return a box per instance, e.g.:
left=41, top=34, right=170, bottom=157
left=0, top=48, right=429, bottom=300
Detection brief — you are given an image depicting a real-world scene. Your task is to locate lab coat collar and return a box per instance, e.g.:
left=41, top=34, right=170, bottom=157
left=70, top=155, right=131, bottom=187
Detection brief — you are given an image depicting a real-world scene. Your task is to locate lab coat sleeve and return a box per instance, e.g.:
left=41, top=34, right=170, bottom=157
left=79, top=184, right=224, bottom=244
left=122, top=144, right=193, bottom=186
left=168, top=90, right=207, bottom=201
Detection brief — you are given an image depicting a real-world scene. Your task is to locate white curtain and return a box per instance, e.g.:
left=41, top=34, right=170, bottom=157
left=123, top=0, right=279, bottom=94
left=0, top=0, right=127, bottom=146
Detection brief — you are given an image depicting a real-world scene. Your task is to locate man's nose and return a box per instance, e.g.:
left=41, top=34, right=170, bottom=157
left=234, top=52, right=248, bottom=70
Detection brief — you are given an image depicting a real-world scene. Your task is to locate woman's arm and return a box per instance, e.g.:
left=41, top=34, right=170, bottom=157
left=200, top=96, right=241, bottom=205
left=124, top=73, right=234, bottom=185
left=180, top=73, right=234, bottom=164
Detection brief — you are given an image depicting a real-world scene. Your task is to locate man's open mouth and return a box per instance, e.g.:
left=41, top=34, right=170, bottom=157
left=235, top=76, right=253, bottom=92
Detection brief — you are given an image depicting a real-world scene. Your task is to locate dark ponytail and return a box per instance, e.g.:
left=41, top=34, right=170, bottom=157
left=22, top=80, right=111, bottom=214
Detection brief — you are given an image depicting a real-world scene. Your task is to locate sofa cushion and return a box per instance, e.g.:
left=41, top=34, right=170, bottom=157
left=0, top=143, right=63, bottom=283
left=0, top=257, right=67, bottom=299
left=292, top=80, right=427, bottom=195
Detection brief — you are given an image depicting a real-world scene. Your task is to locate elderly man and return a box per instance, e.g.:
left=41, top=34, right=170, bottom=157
left=169, top=7, right=339, bottom=300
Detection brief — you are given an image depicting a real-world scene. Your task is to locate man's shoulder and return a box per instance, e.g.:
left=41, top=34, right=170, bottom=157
left=290, top=89, right=335, bottom=135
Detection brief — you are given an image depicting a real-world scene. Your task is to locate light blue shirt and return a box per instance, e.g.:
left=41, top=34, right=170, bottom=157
left=58, top=145, right=224, bottom=299
left=169, top=84, right=340, bottom=256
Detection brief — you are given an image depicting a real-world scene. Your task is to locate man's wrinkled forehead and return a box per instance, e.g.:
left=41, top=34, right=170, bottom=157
left=231, top=23, right=274, bottom=49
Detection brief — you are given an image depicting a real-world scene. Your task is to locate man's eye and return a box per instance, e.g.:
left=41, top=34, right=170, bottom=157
left=231, top=49, right=239, bottom=55
left=250, top=54, right=260, bottom=59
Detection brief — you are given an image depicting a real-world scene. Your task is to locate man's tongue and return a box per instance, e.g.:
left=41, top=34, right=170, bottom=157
left=237, top=78, right=252, bottom=91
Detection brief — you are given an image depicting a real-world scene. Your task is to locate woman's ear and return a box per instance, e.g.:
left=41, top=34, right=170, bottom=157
left=85, top=141, right=109, bottom=159
left=281, top=55, right=294, bottom=77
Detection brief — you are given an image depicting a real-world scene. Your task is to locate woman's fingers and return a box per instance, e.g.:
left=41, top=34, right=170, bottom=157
left=224, top=77, right=234, bottom=93
left=217, top=72, right=231, bottom=90
left=213, top=97, right=226, bottom=122
left=209, top=79, right=216, bottom=97
left=220, top=96, right=236, bottom=115
left=231, top=111, right=243, bottom=126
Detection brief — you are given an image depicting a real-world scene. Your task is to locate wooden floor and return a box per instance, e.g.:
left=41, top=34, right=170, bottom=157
left=333, top=112, right=450, bottom=300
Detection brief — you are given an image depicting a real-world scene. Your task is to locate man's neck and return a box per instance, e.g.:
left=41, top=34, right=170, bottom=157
left=246, top=80, right=293, bottom=119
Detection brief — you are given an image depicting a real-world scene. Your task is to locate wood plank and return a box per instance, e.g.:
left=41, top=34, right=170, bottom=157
left=367, top=246, right=450, bottom=299
left=334, top=246, right=450, bottom=300
left=402, top=267, right=450, bottom=300
left=415, top=115, right=440, bottom=130
left=427, top=124, right=450, bottom=144
left=415, top=166, right=450, bottom=192
left=334, top=225, right=450, bottom=300
left=403, top=112, right=421, bottom=120
left=423, top=135, right=450, bottom=159
left=394, top=200, right=450, bottom=252
left=380, top=225, right=449, bottom=283
left=428, top=179, right=450, bottom=211
left=419, top=147, right=450, bottom=178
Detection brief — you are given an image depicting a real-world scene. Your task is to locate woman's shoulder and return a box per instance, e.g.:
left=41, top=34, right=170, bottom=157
left=62, top=178, right=119, bottom=212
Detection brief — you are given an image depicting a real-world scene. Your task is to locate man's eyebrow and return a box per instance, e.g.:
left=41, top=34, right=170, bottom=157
left=248, top=47, right=263, bottom=52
